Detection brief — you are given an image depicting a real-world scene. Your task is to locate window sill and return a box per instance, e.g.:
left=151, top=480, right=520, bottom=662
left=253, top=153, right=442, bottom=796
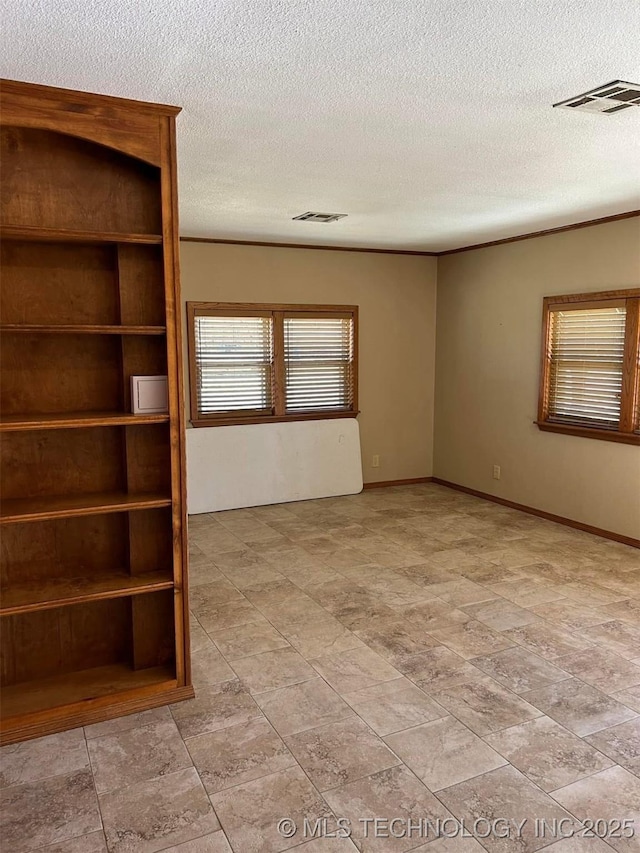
left=191, top=411, right=360, bottom=428
left=535, top=421, right=640, bottom=446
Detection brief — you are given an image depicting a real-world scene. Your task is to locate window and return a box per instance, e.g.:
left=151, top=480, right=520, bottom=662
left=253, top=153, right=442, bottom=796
left=191, top=312, right=274, bottom=416
left=537, top=288, right=640, bottom=445
left=187, top=302, right=358, bottom=426
left=284, top=314, right=355, bottom=413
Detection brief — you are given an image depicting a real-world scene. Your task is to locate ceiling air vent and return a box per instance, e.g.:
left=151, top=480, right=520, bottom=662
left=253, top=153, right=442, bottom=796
left=293, top=211, right=347, bottom=223
left=554, top=80, right=640, bottom=114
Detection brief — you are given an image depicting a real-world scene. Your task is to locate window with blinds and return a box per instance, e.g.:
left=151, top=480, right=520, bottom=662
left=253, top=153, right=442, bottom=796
left=192, top=314, right=273, bottom=416
left=187, top=303, right=358, bottom=425
left=538, top=289, right=640, bottom=445
left=284, top=315, right=354, bottom=412
left=547, top=305, right=626, bottom=427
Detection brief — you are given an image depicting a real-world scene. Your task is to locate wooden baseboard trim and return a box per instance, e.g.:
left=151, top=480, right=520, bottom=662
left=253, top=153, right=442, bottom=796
left=431, top=478, right=639, bottom=549
left=363, top=477, right=433, bottom=490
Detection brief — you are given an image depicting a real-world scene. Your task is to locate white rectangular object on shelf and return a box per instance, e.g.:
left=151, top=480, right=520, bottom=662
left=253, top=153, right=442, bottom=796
left=187, top=417, right=363, bottom=513
left=130, top=375, right=168, bottom=414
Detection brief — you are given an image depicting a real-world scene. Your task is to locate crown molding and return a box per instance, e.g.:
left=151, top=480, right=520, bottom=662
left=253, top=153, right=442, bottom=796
left=436, top=209, right=640, bottom=256
left=179, top=236, right=437, bottom=256
left=179, top=209, right=640, bottom=257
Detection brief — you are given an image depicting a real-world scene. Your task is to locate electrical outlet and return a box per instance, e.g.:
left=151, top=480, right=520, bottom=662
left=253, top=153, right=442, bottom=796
left=493, top=465, right=501, bottom=480
left=372, top=454, right=380, bottom=468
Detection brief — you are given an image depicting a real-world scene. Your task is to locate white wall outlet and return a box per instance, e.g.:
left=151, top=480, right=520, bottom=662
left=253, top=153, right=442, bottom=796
left=372, top=454, right=380, bottom=468
left=493, top=464, right=501, bottom=480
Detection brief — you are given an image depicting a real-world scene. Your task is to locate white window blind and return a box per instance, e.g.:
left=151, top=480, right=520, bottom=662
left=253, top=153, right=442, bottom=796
left=194, top=315, right=273, bottom=415
left=284, top=316, right=354, bottom=412
left=548, top=305, right=627, bottom=427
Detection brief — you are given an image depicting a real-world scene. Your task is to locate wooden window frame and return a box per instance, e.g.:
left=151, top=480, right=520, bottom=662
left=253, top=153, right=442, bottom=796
left=536, top=288, right=640, bottom=446
left=187, top=301, right=359, bottom=427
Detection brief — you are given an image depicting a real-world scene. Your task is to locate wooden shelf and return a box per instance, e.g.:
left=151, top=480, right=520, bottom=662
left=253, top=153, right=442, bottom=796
left=0, top=412, right=170, bottom=432
left=1, top=664, right=176, bottom=720
left=0, top=491, right=173, bottom=524
left=0, top=571, right=175, bottom=616
left=0, top=225, right=163, bottom=244
left=0, top=324, right=166, bottom=335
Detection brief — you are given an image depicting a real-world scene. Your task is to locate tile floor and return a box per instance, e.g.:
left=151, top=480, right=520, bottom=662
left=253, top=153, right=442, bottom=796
left=1, top=483, right=639, bottom=853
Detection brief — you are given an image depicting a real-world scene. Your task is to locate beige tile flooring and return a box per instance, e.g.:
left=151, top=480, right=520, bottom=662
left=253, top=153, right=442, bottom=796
left=2, top=483, right=640, bottom=853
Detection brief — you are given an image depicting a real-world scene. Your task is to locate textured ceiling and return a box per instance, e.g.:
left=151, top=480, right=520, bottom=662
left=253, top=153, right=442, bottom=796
left=1, top=0, right=640, bottom=251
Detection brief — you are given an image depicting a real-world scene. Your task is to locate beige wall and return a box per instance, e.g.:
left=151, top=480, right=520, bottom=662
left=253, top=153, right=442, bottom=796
left=180, top=242, right=438, bottom=484
left=434, top=217, right=640, bottom=539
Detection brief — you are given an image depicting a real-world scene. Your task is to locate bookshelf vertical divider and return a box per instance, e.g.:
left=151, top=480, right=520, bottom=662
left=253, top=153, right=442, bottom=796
left=0, top=79, right=193, bottom=744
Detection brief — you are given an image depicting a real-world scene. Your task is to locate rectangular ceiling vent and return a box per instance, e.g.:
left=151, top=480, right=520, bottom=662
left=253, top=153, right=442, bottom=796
left=554, top=80, right=640, bottom=114
left=293, top=211, right=347, bottom=223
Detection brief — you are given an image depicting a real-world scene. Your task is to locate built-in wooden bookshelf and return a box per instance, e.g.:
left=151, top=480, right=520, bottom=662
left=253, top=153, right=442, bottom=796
left=0, top=79, right=192, bottom=744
